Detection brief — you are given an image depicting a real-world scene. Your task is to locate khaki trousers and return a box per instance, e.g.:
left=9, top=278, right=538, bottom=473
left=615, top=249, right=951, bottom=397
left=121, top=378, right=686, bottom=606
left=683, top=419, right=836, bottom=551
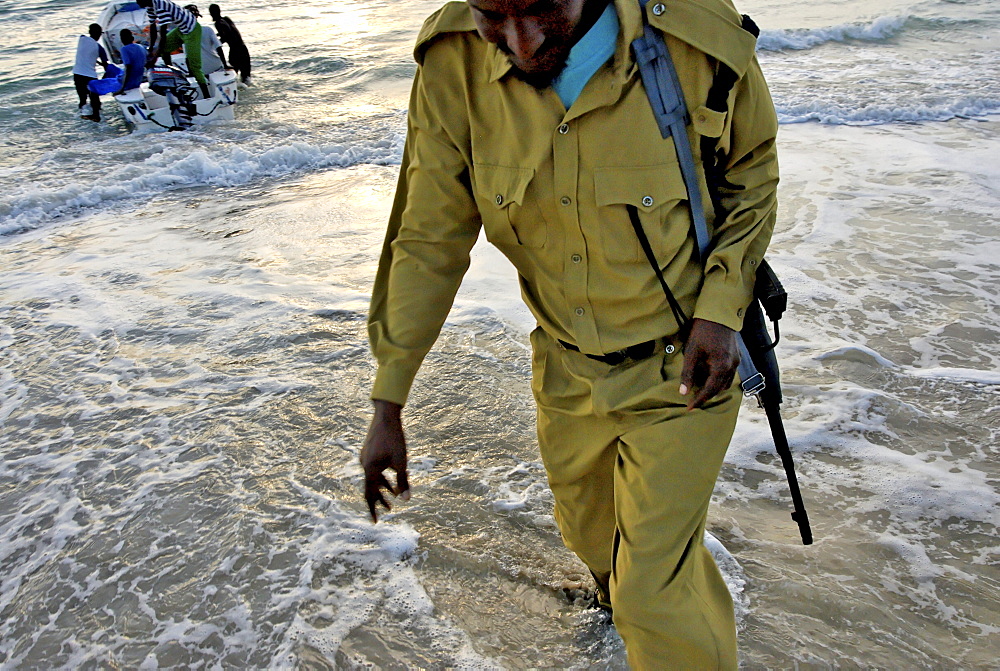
left=530, top=327, right=739, bottom=670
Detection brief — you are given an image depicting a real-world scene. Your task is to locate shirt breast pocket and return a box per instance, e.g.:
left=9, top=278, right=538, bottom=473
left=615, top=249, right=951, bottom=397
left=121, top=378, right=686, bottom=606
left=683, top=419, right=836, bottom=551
left=594, top=164, right=690, bottom=263
left=473, top=164, right=548, bottom=249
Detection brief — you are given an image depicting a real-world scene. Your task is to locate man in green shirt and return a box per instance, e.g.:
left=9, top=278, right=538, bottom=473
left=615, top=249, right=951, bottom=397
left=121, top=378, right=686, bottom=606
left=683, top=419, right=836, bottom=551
left=362, top=0, right=778, bottom=666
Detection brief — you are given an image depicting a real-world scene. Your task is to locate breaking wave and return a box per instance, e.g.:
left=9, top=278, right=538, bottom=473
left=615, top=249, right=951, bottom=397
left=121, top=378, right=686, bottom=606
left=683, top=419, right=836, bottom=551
left=755, top=15, right=972, bottom=51
left=776, top=96, right=1000, bottom=125
left=0, top=133, right=405, bottom=236
left=758, top=16, right=908, bottom=51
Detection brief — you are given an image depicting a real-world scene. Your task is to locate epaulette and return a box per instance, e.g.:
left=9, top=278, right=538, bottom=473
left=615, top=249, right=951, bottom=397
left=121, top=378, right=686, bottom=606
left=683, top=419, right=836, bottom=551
left=647, top=0, right=757, bottom=77
left=414, top=1, right=478, bottom=64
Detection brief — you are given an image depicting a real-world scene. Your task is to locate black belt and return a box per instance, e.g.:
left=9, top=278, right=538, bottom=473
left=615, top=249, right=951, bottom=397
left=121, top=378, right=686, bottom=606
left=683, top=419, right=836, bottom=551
left=558, top=338, right=660, bottom=366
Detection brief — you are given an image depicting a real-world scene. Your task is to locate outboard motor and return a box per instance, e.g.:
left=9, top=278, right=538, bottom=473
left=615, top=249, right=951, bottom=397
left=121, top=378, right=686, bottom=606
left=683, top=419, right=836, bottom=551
left=148, top=65, right=196, bottom=130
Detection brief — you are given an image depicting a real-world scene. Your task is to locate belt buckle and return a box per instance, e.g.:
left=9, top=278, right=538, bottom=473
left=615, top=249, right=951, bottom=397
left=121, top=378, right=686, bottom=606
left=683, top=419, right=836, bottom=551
left=566, top=339, right=660, bottom=366
left=607, top=340, right=654, bottom=365
left=602, top=350, right=627, bottom=365
left=627, top=340, right=656, bottom=361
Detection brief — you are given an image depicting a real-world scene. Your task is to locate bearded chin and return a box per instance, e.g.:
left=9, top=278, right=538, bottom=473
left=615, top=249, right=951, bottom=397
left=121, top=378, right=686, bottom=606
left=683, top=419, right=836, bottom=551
left=504, top=45, right=570, bottom=90
left=510, top=66, right=562, bottom=89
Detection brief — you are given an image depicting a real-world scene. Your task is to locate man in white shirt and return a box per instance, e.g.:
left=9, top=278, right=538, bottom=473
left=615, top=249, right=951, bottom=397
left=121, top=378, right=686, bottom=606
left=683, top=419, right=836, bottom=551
left=72, top=23, right=109, bottom=122
left=184, top=5, right=229, bottom=74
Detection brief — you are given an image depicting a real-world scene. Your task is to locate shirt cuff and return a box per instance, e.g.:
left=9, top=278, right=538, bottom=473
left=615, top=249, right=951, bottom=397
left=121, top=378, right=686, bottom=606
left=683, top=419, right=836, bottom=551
left=692, top=274, right=753, bottom=332
left=371, top=360, right=421, bottom=407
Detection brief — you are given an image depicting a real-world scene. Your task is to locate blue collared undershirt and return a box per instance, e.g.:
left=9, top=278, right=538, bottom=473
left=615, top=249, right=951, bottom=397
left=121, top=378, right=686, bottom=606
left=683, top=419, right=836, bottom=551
left=552, top=1, right=620, bottom=109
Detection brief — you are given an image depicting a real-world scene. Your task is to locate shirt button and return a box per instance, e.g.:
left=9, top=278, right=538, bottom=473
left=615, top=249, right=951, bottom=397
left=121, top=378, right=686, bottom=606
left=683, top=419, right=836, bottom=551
left=571, top=254, right=582, bottom=263
left=697, top=113, right=707, bottom=123
left=561, top=196, right=572, bottom=206
left=652, top=3, right=666, bottom=16
left=558, top=123, right=569, bottom=134
left=737, top=308, right=744, bottom=317
left=641, top=195, right=654, bottom=207
left=665, top=344, right=676, bottom=355
left=575, top=307, right=585, bottom=316
left=495, top=194, right=503, bottom=205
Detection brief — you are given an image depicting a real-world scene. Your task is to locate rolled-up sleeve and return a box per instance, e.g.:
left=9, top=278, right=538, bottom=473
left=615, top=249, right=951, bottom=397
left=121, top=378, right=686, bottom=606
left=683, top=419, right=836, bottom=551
left=368, top=53, right=481, bottom=406
left=692, top=56, right=779, bottom=330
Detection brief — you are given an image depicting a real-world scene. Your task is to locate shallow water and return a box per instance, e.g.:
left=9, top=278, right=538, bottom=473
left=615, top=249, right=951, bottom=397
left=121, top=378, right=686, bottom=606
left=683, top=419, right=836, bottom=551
left=1, top=0, right=999, bottom=668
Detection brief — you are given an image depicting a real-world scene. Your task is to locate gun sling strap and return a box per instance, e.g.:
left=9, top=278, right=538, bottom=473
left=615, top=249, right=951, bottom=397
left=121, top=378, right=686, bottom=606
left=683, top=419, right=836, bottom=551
left=630, top=0, right=814, bottom=544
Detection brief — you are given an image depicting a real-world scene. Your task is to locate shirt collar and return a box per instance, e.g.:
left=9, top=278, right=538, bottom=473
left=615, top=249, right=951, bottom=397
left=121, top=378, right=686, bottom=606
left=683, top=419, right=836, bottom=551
left=612, top=0, right=643, bottom=75
left=487, top=42, right=511, bottom=83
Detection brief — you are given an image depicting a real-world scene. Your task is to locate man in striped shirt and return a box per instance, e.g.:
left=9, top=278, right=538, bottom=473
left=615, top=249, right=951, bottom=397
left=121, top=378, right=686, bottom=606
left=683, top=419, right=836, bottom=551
left=136, top=0, right=210, bottom=99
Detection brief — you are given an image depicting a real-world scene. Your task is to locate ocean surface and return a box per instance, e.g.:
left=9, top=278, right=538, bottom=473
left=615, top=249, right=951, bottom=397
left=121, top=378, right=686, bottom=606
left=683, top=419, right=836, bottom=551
left=1, top=0, right=998, bottom=667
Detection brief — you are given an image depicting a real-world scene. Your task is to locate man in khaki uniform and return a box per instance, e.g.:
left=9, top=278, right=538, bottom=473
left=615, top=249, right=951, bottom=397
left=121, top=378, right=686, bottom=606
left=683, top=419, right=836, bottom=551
left=361, top=0, right=778, bottom=667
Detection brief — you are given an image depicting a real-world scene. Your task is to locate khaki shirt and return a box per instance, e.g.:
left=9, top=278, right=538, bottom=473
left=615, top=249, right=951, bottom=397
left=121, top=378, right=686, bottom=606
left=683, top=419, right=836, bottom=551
left=369, top=0, right=779, bottom=406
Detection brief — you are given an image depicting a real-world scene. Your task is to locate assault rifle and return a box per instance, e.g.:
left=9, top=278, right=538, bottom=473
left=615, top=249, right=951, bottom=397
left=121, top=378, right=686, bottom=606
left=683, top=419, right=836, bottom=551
left=741, top=262, right=813, bottom=545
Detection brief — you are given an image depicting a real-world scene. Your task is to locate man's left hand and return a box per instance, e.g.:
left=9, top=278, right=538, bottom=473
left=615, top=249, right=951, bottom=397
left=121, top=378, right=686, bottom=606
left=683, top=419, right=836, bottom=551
left=679, top=318, right=740, bottom=410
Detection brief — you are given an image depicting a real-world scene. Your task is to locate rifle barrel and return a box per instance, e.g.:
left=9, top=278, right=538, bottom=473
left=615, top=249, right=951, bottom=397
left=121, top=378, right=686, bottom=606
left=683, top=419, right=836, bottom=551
left=763, top=401, right=814, bottom=545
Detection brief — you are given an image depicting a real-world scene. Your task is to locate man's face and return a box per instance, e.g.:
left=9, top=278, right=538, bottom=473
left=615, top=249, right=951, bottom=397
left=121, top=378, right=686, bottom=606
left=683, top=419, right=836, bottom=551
left=467, top=0, right=586, bottom=88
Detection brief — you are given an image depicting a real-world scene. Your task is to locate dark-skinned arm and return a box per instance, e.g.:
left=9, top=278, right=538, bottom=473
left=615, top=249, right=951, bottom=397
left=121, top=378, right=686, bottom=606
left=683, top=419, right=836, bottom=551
left=360, top=400, right=410, bottom=522
left=363, top=40, right=481, bottom=522
left=147, top=18, right=159, bottom=54
left=149, top=25, right=170, bottom=64
left=687, top=57, right=779, bottom=408
left=115, top=62, right=132, bottom=95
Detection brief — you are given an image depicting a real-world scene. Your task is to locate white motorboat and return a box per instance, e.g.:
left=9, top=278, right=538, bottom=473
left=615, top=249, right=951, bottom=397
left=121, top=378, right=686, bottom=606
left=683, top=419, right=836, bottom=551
left=97, top=1, right=238, bottom=132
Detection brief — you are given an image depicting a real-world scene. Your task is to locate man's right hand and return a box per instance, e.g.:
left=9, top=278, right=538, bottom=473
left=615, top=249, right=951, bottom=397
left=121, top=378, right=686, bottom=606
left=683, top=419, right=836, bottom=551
left=359, top=400, right=410, bottom=522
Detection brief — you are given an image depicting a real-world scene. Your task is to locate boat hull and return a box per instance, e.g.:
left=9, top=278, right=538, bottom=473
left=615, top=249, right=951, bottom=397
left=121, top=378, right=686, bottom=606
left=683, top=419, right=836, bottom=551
left=114, top=69, right=238, bottom=133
